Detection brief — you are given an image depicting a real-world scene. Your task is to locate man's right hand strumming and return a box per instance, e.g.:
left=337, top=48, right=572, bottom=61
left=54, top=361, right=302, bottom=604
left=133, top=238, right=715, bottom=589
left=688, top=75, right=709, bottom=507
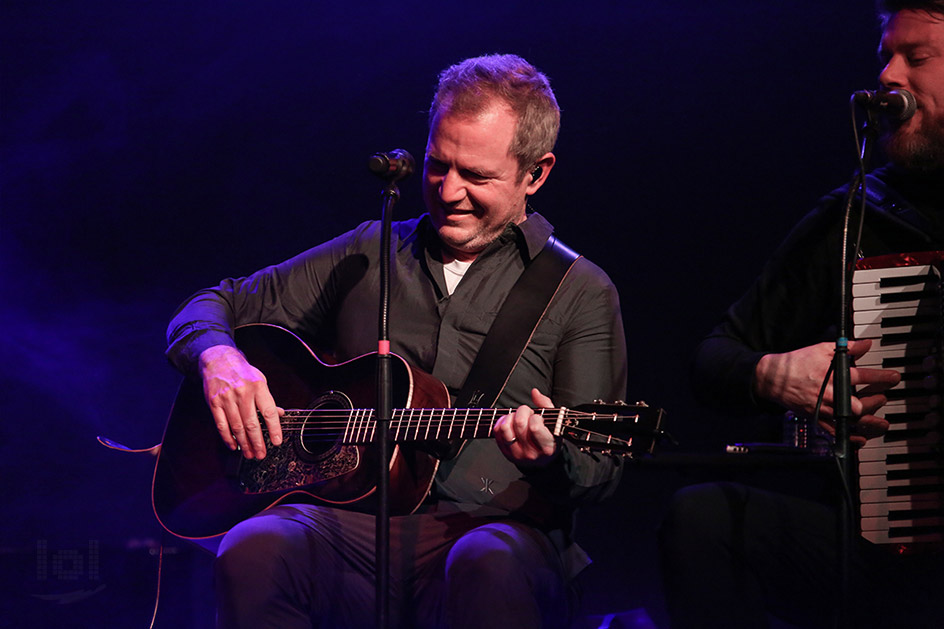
left=199, top=345, right=284, bottom=459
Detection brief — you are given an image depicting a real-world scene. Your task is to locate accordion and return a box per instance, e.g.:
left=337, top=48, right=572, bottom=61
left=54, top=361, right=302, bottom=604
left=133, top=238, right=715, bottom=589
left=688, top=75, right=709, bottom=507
left=852, top=252, right=944, bottom=548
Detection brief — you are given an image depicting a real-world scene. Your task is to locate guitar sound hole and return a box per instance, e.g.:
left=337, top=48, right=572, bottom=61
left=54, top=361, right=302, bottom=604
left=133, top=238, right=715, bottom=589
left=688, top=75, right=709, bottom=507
left=295, top=390, right=352, bottom=463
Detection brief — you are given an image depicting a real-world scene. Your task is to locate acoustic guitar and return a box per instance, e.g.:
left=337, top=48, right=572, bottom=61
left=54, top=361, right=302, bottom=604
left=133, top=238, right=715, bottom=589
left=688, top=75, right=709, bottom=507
left=152, top=324, right=664, bottom=541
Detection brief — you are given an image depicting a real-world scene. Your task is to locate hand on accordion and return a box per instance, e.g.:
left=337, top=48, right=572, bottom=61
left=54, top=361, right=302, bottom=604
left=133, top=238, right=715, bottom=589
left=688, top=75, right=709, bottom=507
left=753, top=339, right=901, bottom=446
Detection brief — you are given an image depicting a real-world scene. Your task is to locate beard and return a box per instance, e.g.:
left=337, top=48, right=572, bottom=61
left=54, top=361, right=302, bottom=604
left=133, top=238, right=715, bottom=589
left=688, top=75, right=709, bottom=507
left=882, top=109, right=944, bottom=172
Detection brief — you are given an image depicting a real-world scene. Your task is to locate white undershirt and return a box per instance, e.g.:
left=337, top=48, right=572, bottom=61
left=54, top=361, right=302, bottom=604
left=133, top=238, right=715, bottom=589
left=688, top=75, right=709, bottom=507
left=442, top=258, right=472, bottom=295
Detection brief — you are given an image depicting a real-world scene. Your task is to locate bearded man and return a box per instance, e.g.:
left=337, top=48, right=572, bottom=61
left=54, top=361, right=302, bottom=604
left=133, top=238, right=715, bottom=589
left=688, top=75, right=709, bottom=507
left=660, top=2, right=944, bottom=627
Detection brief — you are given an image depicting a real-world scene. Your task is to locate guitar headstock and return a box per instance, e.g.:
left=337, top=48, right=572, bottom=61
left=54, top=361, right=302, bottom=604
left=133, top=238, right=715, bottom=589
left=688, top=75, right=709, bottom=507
left=561, top=401, right=666, bottom=456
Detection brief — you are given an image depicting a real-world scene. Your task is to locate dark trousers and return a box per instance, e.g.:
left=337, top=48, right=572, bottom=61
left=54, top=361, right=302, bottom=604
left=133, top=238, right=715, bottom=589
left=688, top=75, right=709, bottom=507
left=214, top=504, right=571, bottom=628
left=658, top=482, right=944, bottom=628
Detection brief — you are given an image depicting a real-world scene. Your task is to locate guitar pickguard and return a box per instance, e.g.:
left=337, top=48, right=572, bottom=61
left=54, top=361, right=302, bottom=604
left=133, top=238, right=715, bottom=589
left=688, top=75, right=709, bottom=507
left=237, top=441, right=359, bottom=494
left=237, top=389, right=361, bottom=494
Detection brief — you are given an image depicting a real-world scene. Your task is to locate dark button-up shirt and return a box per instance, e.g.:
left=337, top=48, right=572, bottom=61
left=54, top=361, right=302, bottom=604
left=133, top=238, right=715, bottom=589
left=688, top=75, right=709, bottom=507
left=166, top=210, right=628, bottom=574
left=692, top=166, right=944, bottom=416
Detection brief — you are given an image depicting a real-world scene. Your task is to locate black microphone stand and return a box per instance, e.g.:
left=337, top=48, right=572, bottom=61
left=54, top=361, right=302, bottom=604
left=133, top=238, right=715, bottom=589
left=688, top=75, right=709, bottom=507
left=833, top=104, right=881, bottom=628
left=375, top=179, right=395, bottom=629
left=369, top=150, right=414, bottom=629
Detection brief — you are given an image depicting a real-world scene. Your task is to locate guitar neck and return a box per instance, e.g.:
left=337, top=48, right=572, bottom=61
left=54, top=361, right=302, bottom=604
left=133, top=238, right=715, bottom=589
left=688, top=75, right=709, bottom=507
left=282, top=406, right=569, bottom=444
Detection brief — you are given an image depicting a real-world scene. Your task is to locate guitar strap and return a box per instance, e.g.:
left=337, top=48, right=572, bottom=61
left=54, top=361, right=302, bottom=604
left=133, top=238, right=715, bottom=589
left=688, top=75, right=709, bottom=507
left=455, top=234, right=581, bottom=410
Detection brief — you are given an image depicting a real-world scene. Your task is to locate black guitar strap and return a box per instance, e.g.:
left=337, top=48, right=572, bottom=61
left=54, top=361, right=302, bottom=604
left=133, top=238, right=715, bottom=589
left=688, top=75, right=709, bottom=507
left=454, top=234, right=581, bottom=410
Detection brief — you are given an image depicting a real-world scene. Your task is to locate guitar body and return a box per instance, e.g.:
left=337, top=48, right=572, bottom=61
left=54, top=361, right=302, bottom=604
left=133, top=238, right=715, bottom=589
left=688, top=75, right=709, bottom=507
left=152, top=324, right=449, bottom=541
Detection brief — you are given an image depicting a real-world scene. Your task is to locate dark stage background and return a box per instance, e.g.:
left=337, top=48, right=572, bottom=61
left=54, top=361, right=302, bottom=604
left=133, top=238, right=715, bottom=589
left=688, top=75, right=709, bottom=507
left=2, top=1, right=884, bottom=626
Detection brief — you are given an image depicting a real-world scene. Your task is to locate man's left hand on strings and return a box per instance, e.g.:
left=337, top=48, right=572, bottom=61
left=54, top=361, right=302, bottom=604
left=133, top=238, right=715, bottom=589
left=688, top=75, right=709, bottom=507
left=493, top=388, right=559, bottom=467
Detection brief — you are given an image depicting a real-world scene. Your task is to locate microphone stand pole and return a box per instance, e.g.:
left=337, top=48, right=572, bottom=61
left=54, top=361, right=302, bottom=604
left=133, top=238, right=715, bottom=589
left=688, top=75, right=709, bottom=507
left=834, top=107, right=879, bottom=628
left=375, top=176, right=399, bottom=629
left=369, top=148, right=413, bottom=629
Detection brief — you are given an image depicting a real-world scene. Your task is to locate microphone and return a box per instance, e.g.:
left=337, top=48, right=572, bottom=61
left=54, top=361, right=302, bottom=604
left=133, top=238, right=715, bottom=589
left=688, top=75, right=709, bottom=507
left=852, top=89, right=917, bottom=121
left=368, top=149, right=415, bottom=181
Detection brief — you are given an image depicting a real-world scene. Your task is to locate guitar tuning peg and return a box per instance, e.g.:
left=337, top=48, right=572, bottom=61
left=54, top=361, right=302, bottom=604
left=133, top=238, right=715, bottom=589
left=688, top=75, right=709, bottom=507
left=592, top=398, right=604, bottom=404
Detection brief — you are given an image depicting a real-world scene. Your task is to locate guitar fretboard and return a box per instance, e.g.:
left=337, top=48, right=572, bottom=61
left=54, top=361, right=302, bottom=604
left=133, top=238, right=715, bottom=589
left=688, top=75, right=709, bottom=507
left=281, top=407, right=571, bottom=443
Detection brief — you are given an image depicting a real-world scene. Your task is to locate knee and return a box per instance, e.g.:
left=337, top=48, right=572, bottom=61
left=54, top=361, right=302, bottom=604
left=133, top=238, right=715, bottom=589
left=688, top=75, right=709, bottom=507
left=215, top=512, right=311, bottom=586
left=444, top=523, right=567, bottom=627
left=660, top=482, right=740, bottom=552
left=447, top=524, right=520, bottom=580
left=445, top=523, right=549, bottom=587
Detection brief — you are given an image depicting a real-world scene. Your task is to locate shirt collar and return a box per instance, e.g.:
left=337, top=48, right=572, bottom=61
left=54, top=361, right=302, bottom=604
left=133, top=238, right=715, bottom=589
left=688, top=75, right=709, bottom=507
left=515, top=208, right=555, bottom=260
left=413, top=209, right=555, bottom=262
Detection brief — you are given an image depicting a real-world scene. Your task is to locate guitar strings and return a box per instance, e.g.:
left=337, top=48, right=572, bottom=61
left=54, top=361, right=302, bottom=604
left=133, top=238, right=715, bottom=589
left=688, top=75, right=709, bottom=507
left=258, top=408, right=625, bottom=431
left=238, top=408, right=632, bottom=447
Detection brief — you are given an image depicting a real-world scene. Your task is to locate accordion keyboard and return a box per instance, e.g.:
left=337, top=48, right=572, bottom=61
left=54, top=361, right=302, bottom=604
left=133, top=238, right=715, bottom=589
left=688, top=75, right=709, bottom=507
left=853, top=255, right=944, bottom=547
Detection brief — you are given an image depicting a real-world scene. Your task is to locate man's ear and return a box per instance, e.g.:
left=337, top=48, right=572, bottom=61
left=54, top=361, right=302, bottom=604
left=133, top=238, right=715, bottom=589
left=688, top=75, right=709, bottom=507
left=525, top=153, right=556, bottom=195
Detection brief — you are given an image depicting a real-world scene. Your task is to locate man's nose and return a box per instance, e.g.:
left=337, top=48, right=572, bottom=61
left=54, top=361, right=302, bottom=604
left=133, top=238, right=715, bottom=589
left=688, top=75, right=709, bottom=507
left=879, top=55, right=907, bottom=90
left=439, top=170, right=466, bottom=203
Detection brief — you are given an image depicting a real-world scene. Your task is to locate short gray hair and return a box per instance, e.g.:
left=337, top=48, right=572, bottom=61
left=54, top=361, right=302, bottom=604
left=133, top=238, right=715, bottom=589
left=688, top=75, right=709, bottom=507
left=430, top=54, right=560, bottom=177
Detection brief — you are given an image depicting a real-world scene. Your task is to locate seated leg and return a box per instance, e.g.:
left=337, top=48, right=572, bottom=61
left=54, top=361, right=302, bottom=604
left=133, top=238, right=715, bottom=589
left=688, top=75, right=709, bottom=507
left=214, top=504, right=375, bottom=629
left=443, top=521, right=570, bottom=629
left=659, top=482, right=846, bottom=629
